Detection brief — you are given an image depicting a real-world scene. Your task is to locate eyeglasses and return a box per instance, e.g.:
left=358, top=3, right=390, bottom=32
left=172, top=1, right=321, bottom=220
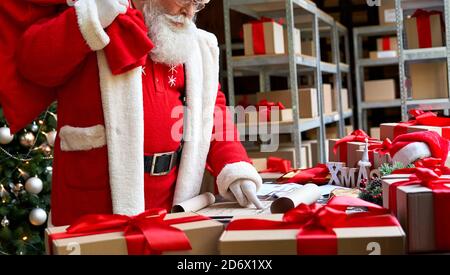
left=175, top=0, right=207, bottom=12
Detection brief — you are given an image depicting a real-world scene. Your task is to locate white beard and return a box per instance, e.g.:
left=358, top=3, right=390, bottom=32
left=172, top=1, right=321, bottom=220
left=143, top=1, right=197, bottom=66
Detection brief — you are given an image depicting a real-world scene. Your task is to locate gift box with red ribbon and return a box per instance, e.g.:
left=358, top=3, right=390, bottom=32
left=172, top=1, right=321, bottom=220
left=405, top=9, right=444, bottom=49
left=380, top=110, right=450, bottom=141
left=376, top=36, right=398, bottom=51
left=243, top=19, right=285, bottom=56
left=381, top=167, right=450, bottom=253
left=219, top=196, right=405, bottom=255
left=328, top=130, right=380, bottom=165
left=355, top=140, right=392, bottom=169
left=45, top=210, right=224, bottom=255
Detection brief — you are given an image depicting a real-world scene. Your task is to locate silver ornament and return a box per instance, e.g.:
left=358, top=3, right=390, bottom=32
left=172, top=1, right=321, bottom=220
left=46, top=130, right=57, bottom=147
left=29, top=208, right=47, bottom=226
left=1, top=216, right=9, bottom=227
left=10, top=183, right=24, bottom=197
left=19, top=132, right=35, bottom=147
left=25, top=176, right=43, bottom=195
left=0, top=126, right=14, bottom=145
left=30, top=122, right=39, bottom=133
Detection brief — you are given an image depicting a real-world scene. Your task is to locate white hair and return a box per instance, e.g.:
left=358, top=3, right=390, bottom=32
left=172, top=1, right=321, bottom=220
left=143, top=0, right=197, bottom=66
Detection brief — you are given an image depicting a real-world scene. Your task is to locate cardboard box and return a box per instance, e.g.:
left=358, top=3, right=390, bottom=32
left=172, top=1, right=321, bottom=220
left=45, top=212, right=224, bottom=255
left=301, top=40, right=315, bottom=57
left=332, top=88, right=349, bottom=112
left=364, top=79, right=396, bottom=102
left=284, top=28, right=301, bottom=55
left=376, top=37, right=398, bottom=51
left=247, top=146, right=308, bottom=169
left=410, top=62, right=449, bottom=100
left=405, top=14, right=443, bottom=49
left=323, top=84, right=333, bottom=114
left=369, top=50, right=397, bottom=59
left=378, top=0, right=396, bottom=26
left=256, top=89, right=318, bottom=119
left=250, top=158, right=267, bottom=172
left=303, top=139, right=328, bottom=167
left=355, top=148, right=391, bottom=169
left=370, top=127, right=381, bottom=140
left=220, top=213, right=406, bottom=255
left=243, top=21, right=285, bottom=56
left=382, top=175, right=450, bottom=253
left=380, top=122, right=450, bottom=141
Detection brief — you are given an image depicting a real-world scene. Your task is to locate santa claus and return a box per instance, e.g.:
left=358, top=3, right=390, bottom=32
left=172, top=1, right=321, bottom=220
left=15, top=0, right=263, bottom=226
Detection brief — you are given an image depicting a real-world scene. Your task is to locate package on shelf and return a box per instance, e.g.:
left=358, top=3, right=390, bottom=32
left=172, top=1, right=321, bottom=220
left=381, top=173, right=450, bottom=253
left=219, top=197, right=405, bottom=255
left=363, top=79, right=396, bottom=102
left=243, top=20, right=285, bottom=56
left=247, top=146, right=308, bottom=169
left=378, top=0, right=396, bottom=26
left=283, top=27, right=301, bottom=55
left=235, top=94, right=257, bottom=107
left=332, top=88, right=349, bottom=112
left=256, top=89, right=318, bottom=119
left=244, top=107, right=293, bottom=125
left=250, top=158, right=268, bottom=172
left=323, top=84, right=333, bottom=114
left=369, top=50, right=397, bottom=59
left=370, top=127, right=381, bottom=140
left=380, top=123, right=450, bottom=141
left=301, top=39, right=315, bottom=57
left=405, top=10, right=444, bottom=49
left=303, top=139, right=328, bottom=167
left=376, top=37, right=398, bottom=51
left=45, top=212, right=224, bottom=255
left=410, top=61, right=449, bottom=100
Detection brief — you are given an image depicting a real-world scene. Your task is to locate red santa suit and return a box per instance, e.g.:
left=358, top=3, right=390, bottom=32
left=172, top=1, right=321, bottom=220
left=16, top=0, right=262, bottom=226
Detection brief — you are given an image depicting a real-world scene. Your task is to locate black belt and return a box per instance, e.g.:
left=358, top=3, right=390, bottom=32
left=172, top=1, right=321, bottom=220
left=144, top=145, right=183, bottom=176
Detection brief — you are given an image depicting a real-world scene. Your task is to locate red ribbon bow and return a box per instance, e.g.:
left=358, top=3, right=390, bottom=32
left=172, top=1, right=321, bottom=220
left=256, top=99, right=285, bottom=122
left=259, top=156, right=292, bottom=174
left=369, top=138, right=392, bottom=156
left=333, top=130, right=377, bottom=154
left=393, top=109, right=450, bottom=138
left=226, top=196, right=399, bottom=255
left=49, top=209, right=210, bottom=255
left=276, top=164, right=330, bottom=185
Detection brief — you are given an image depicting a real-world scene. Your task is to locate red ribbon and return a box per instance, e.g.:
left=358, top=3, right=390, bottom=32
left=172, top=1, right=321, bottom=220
left=388, top=168, right=450, bottom=250
left=412, top=9, right=443, bottom=49
left=332, top=130, right=378, bottom=163
left=256, top=99, right=285, bottom=122
left=226, top=196, right=400, bottom=255
left=393, top=109, right=450, bottom=138
left=276, top=164, right=330, bottom=185
left=48, top=209, right=210, bottom=255
left=369, top=138, right=392, bottom=156
left=382, top=37, right=391, bottom=50
left=259, top=156, right=292, bottom=174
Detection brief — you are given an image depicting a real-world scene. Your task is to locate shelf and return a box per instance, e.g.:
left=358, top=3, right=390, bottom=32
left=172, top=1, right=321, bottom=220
left=406, top=98, right=450, bottom=110
left=401, top=0, right=443, bottom=11
left=228, top=0, right=316, bottom=19
left=231, top=54, right=347, bottom=74
left=404, top=47, right=448, bottom=62
left=353, top=25, right=397, bottom=37
left=361, top=100, right=402, bottom=109
left=358, top=57, right=399, bottom=67
left=237, top=110, right=353, bottom=137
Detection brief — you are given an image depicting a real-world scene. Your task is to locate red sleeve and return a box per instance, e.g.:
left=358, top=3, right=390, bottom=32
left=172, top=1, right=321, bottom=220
left=206, top=85, right=252, bottom=178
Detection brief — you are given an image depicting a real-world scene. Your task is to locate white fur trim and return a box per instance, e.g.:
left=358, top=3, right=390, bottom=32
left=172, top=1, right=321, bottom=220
left=172, top=29, right=220, bottom=205
left=216, top=161, right=263, bottom=199
left=59, top=125, right=106, bottom=151
left=97, top=51, right=145, bottom=216
left=392, top=142, right=431, bottom=166
left=74, top=0, right=110, bottom=51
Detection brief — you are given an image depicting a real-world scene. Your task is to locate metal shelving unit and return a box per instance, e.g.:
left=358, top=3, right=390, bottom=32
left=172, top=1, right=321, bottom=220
left=395, top=0, right=450, bottom=121
left=223, top=0, right=353, bottom=167
left=354, top=0, right=450, bottom=130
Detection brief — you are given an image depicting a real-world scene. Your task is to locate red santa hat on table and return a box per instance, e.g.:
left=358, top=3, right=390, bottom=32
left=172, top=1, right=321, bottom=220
left=390, top=131, right=450, bottom=166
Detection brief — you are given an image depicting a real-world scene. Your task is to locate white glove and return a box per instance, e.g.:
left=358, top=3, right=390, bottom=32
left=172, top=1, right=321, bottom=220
left=228, top=180, right=263, bottom=209
left=95, top=0, right=129, bottom=28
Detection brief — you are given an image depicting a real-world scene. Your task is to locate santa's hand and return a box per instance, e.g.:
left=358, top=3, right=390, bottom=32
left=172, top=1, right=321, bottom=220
left=95, top=0, right=129, bottom=28
left=228, top=180, right=263, bottom=209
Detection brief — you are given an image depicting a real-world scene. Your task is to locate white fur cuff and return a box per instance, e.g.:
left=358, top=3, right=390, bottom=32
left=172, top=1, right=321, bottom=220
left=216, top=161, right=263, bottom=198
left=392, top=142, right=431, bottom=166
left=59, top=125, right=106, bottom=151
left=74, top=0, right=110, bottom=51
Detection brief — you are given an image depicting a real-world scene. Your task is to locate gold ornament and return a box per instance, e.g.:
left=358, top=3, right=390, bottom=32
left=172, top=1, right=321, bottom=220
left=19, top=132, right=35, bottom=148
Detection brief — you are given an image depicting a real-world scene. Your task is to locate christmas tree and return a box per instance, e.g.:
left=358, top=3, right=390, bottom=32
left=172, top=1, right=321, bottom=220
left=0, top=104, right=57, bottom=255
